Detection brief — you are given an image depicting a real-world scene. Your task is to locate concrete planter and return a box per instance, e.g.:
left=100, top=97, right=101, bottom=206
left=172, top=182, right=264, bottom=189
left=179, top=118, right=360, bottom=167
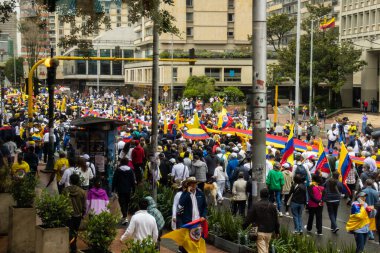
left=209, top=233, right=255, bottom=253
left=0, top=193, right=14, bottom=235
left=35, top=226, right=69, bottom=253
left=8, top=207, right=36, bottom=253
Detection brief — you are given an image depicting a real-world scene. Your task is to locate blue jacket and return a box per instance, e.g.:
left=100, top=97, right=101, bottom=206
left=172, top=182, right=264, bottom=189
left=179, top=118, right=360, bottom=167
left=227, top=158, right=239, bottom=179
left=177, top=189, right=207, bottom=226
left=362, top=187, right=379, bottom=206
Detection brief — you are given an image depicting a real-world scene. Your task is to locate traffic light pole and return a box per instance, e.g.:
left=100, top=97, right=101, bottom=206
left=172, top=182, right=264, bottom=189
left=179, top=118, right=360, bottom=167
left=251, top=0, right=267, bottom=201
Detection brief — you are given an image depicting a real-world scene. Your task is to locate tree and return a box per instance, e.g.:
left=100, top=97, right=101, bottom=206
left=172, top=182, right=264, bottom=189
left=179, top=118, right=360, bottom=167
left=0, top=0, right=16, bottom=24
left=4, top=57, right=24, bottom=84
left=267, top=13, right=296, bottom=52
left=223, top=86, right=244, bottom=102
left=277, top=5, right=366, bottom=106
left=183, top=76, right=215, bottom=99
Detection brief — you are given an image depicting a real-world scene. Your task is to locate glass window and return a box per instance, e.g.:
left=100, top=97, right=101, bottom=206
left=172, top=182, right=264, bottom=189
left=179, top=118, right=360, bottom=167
left=224, top=68, right=241, bottom=82
left=228, top=0, right=235, bottom=8
left=228, top=29, right=234, bottom=38
left=205, top=68, right=221, bottom=81
left=186, top=27, right=193, bottom=36
left=88, top=50, right=97, bottom=75
left=228, top=13, right=235, bottom=22
left=186, top=0, right=193, bottom=7
left=77, top=61, right=86, bottom=74
left=186, top=12, right=193, bottom=22
left=146, top=27, right=153, bottom=36
left=100, top=49, right=110, bottom=75
left=172, top=67, right=178, bottom=82
left=123, top=49, right=134, bottom=58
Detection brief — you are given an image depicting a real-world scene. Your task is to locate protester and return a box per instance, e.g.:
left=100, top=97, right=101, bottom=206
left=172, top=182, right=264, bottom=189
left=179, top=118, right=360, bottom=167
left=266, top=162, right=285, bottom=216
left=323, top=172, right=342, bottom=233
left=213, top=159, right=228, bottom=203
left=305, top=174, right=324, bottom=235
left=289, top=175, right=308, bottom=234
left=11, top=152, right=30, bottom=178
left=232, top=172, right=247, bottom=216
left=145, top=196, right=165, bottom=249
left=86, top=178, right=109, bottom=215
left=243, top=188, right=280, bottom=253
left=281, top=162, right=292, bottom=215
left=190, top=155, right=208, bottom=191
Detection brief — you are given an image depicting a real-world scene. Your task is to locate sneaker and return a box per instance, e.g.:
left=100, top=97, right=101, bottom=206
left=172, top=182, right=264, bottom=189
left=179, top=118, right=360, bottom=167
left=315, top=232, right=323, bottom=236
left=285, top=212, right=289, bottom=216
left=278, top=212, right=283, bottom=217
left=121, top=218, right=129, bottom=225
left=332, top=228, right=339, bottom=233
left=304, top=225, right=311, bottom=232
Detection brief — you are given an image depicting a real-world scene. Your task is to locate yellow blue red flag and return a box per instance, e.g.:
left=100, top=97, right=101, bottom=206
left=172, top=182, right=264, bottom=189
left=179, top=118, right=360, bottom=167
left=280, top=124, right=294, bottom=165
left=337, top=142, right=353, bottom=194
left=217, top=108, right=233, bottom=129
left=162, top=219, right=208, bottom=253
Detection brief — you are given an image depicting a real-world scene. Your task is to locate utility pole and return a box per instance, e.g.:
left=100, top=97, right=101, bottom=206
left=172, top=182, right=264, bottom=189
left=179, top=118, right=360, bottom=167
left=170, top=34, right=174, bottom=104
left=309, top=19, right=314, bottom=118
left=46, top=48, right=56, bottom=172
left=294, top=0, right=301, bottom=132
left=150, top=1, right=160, bottom=202
left=251, top=0, right=267, bottom=201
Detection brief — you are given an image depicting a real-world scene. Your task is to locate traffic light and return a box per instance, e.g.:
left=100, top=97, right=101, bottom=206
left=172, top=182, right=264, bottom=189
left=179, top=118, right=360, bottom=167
left=44, top=58, right=59, bottom=86
left=189, top=48, right=195, bottom=65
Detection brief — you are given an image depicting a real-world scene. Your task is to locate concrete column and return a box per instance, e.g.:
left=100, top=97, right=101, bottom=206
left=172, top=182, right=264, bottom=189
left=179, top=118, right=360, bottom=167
left=361, top=51, right=378, bottom=104
left=341, top=73, right=353, bottom=107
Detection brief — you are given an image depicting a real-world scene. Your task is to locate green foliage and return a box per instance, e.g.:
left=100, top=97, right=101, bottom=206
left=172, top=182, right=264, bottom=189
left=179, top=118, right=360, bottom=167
left=10, top=174, right=38, bottom=208
left=123, top=236, right=159, bottom=253
left=277, top=5, right=366, bottom=99
left=271, top=228, right=355, bottom=253
left=131, top=89, right=143, bottom=100
left=267, top=13, right=296, bottom=52
left=82, top=210, right=119, bottom=253
left=183, top=76, right=215, bottom=100
left=0, top=0, right=16, bottom=23
left=4, top=57, right=24, bottom=85
left=126, top=0, right=179, bottom=35
left=223, top=86, right=244, bottom=102
left=159, top=49, right=251, bottom=59
left=157, top=185, right=175, bottom=229
left=212, top=101, right=224, bottom=113
left=208, top=207, right=248, bottom=243
left=129, top=182, right=151, bottom=214
left=0, top=165, right=11, bottom=193
left=35, top=191, right=73, bottom=228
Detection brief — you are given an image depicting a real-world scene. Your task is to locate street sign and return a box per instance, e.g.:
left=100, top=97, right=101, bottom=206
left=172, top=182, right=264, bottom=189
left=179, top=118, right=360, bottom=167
left=163, top=92, right=168, bottom=97
left=163, top=85, right=169, bottom=92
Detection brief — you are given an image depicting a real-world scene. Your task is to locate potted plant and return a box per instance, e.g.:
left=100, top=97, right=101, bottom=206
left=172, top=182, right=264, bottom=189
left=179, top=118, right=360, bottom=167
left=123, top=236, right=159, bottom=253
left=8, top=174, right=38, bottom=253
left=35, top=191, right=73, bottom=253
left=0, top=164, right=13, bottom=235
left=81, top=210, right=119, bottom=253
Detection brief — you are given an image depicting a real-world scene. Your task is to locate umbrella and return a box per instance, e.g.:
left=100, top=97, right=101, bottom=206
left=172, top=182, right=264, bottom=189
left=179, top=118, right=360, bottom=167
left=183, top=128, right=209, bottom=140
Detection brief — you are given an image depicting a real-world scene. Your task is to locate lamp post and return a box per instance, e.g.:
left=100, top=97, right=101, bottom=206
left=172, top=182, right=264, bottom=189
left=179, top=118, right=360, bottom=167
left=294, top=0, right=301, bottom=133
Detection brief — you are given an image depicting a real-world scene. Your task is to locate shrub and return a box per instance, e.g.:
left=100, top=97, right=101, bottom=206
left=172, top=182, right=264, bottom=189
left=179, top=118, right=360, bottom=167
left=123, top=236, right=158, bottom=253
left=35, top=191, right=73, bottom=228
left=82, top=210, right=119, bottom=253
left=10, top=174, right=38, bottom=208
left=157, top=185, right=175, bottom=229
left=0, top=165, right=11, bottom=193
left=129, top=182, right=151, bottom=214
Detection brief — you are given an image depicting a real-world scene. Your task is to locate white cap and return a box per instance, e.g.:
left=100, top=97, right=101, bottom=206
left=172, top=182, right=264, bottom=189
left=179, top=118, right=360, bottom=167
left=169, top=158, right=176, bottom=164
left=81, top=154, right=90, bottom=160
left=232, top=147, right=239, bottom=152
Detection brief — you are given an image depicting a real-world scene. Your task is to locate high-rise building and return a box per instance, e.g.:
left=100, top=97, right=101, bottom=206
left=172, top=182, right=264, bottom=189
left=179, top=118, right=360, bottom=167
left=339, top=0, right=380, bottom=109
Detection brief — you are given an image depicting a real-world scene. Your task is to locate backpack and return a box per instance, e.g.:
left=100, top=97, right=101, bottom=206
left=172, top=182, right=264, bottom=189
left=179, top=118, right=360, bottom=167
left=295, top=164, right=307, bottom=180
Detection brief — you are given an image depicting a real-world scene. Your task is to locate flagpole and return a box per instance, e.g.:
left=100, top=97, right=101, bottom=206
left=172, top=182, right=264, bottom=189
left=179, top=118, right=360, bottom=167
left=309, top=19, right=314, bottom=118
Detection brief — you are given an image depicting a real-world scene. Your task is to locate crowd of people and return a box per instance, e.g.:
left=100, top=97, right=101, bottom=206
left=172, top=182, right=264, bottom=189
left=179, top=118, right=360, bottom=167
left=3, top=86, right=380, bottom=253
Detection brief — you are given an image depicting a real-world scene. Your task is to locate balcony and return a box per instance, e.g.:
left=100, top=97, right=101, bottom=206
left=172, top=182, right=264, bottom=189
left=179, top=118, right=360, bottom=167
left=134, top=38, right=142, bottom=45
left=134, top=24, right=142, bottom=32
left=144, top=35, right=153, bottom=41
left=145, top=20, right=153, bottom=28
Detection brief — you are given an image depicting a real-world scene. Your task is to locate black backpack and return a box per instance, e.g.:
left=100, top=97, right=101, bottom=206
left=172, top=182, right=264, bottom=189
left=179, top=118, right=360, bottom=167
left=294, top=164, right=307, bottom=180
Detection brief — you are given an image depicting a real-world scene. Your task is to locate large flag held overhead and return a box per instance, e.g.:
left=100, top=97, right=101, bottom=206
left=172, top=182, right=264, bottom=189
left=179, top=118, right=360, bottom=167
left=337, top=142, right=353, bottom=194
left=315, top=138, right=331, bottom=177
left=192, top=112, right=201, bottom=129
left=162, top=219, right=208, bottom=253
left=320, top=17, right=335, bottom=30
left=280, top=124, right=294, bottom=165
left=217, top=108, right=233, bottom=129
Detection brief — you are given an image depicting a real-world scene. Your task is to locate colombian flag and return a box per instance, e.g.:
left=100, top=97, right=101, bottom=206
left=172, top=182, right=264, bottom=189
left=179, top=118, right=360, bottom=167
left=162, top=219, right=208, bottom=253
left=217, top=108, right=233, bottom=129
left=315, top=138, right=330, bottom=177
left=280, top=124, right=294, bottom=165
left=164, top=118, right=168, bottom=134
left=192, top=112, right=201, bottom=129
left=320, top=17, right=335, bottom=30
left=337, top=142, right=353, bottom=194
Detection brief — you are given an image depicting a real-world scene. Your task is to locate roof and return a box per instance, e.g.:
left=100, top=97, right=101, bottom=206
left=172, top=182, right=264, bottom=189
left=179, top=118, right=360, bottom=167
left=70, top=117, right=128, bottom=128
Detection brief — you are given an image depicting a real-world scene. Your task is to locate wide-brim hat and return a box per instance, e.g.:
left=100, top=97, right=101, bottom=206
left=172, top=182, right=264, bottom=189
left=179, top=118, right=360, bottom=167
left=185, top=177, right=199, bottom=184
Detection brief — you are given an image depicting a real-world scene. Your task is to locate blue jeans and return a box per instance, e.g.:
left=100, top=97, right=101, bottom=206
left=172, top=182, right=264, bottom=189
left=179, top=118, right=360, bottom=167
left=269, top=190, right=282, bottom=211
left=291, top=202, right=304, bottom=232
left=354, top=232, right=368, bottom=253
left=326, top=201, right=339, bottom=230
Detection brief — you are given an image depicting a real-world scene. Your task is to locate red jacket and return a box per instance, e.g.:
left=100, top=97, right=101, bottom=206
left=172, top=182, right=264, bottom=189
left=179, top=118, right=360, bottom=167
left=131, top=145, right=145, bottom=164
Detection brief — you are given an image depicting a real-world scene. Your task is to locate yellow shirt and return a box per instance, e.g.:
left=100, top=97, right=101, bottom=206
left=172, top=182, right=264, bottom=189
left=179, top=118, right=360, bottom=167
left=12, top=161, right=30, bottom=177
left=348, top=125, right=357, bottom=136
left=54, top=158, right=69, bottom=181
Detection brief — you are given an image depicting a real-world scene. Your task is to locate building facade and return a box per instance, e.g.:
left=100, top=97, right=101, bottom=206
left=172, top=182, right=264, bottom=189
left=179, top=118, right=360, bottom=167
left=339, top=0, right=380, bottom=109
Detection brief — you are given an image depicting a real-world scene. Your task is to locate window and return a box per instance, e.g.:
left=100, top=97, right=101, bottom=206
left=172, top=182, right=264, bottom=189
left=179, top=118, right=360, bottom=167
left=228, top=0, right=234, bottom=8
left=190, top=67, right=193, bottom=76
left=186, top=0, right=193, bottom=7
left=117, top=16, right=121, bottom=22
left=100, top=49, right=111, bottom=75
left=88, top=50, right=97, bottom=75
left=186, top=27, right=193, bottom=36
left=146, top=27, right=153, bottom=36
left=228, top=13, right=235, bottom=22
left=186, top=12, right=193, bottom=22
left=123, top=49, right=134, bottom=58
left=224, top=68, right=241, bottom=82
left=227, top=29, right=234, bottom=38
left=76, top=61, right=86, bottom=75
left=172, top=67, right=178, bottom=82
left=117, top=23, right=121, bottom=27
left=117, top=9, right=121, bottom=14
left=205, top=68, right=221, bottom=81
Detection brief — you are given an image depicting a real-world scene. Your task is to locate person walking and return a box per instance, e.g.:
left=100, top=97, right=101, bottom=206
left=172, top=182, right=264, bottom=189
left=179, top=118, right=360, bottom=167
left=171, top=156, right=189, bottom=183
left=213, top=159, right=228, bottom=203
left=281, top=163, right=292, bottom=215
left=232, top=172, right=247, bottom=217
left=11, top=152, right=30, bottom=178
left=346, top=192, right=377, bottom=253
left=288, top=175, right=308, bottom=234
left=305, top=175, right=324, bottom=235
left=63, top=174, right=86, bottom=253
left=190, top=155, right=208, bottom=191
left=120, top=198, right=158, bottom=243
left=266, top=162, right=285, bottom=216
left=362, top=179, right=379, bottom=240
left=86, top=178, right=109, bottom=215
left=112, top=158, right=136, bottom=225
left=145, top=196, right=165, bottom=249
left=131, top=140, right=145, bottom=183
left=243, top=188, right=280, bottom=253
left=323, top=172, right=342, bottom=233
